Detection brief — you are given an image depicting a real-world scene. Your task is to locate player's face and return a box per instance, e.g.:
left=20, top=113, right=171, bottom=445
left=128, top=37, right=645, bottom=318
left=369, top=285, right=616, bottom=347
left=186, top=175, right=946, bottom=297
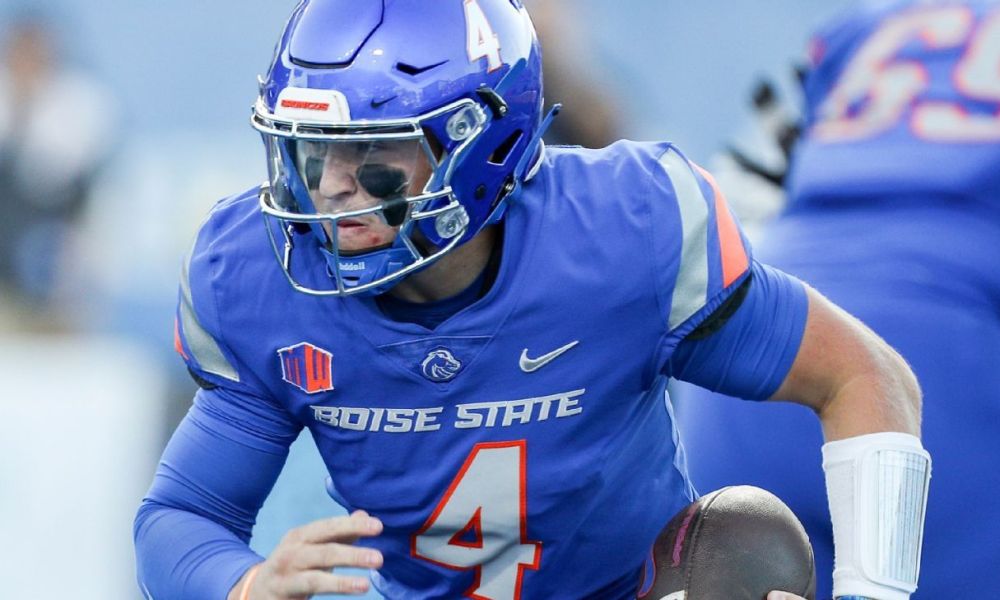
left=294, top=139, right=433, bottom=253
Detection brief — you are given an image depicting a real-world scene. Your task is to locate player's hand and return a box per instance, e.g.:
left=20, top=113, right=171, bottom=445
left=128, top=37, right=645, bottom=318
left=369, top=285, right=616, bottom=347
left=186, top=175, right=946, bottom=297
left=234, top=510, right=384, bottom=599
left=767, top=592, right=807, bottom=600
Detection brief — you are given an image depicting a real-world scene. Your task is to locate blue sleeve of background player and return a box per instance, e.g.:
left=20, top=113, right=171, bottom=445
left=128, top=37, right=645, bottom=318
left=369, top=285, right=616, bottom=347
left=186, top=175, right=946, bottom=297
left=134, top=207, right=302, bottom=599
left=666, top=260, right=809, bottom=400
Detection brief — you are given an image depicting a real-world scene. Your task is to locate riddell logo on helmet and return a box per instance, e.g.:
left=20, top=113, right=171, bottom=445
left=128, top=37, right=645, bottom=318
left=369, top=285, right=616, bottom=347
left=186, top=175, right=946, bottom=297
left=340, top=261, right=366, bottom=271
left=280, top=99, right=330, bottom=111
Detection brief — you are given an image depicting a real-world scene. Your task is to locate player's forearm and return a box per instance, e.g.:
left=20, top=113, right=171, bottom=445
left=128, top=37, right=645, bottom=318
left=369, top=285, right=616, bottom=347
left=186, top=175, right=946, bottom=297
left=814, top=344, right=920, bottom=442
left=134, top=500, right=263, bottom=600
left=134, top=392, right=293, bottom=597
left=773, top=287, right=928, bottom=600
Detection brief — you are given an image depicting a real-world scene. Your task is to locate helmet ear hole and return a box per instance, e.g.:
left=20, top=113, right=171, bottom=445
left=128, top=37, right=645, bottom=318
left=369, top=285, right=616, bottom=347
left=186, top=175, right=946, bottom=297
left=421, top=126, right=445, bottom=162
left=489, top=130, right=524, bottom=165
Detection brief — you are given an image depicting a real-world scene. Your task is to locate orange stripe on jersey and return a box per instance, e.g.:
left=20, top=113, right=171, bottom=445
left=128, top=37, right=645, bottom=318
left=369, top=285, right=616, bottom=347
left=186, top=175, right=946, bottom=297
left=173, top=318, right=189, bottom=360
left=695, top=165, right=749, bottom=287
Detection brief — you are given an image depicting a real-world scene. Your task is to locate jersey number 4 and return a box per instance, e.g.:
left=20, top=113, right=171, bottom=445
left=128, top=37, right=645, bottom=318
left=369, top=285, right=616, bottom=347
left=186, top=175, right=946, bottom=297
left=816, top=6, right=1000, bottom=142
left=412, top=441, right=542, bottom=600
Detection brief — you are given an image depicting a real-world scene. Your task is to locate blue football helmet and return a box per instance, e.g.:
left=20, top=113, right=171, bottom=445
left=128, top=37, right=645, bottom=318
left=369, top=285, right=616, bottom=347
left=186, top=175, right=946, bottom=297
left=252, top=0, right=555, bottom=296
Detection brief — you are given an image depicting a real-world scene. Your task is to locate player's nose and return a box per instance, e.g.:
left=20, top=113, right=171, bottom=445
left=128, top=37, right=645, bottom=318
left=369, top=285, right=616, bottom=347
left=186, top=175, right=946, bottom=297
left=317, top=158, right=360, bottom=207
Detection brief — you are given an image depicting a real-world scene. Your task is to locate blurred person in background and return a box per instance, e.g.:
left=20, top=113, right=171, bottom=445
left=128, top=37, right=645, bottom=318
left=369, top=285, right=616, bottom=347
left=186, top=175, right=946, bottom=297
left=0, top=12, right=162, bottom=600
left=703, top=77, right=802, bottom=245
left=134, top=1, right=930, bottom=599
left=0, top=12, right=114, bottom=321
left=676, top=1, right=1000, bottom=598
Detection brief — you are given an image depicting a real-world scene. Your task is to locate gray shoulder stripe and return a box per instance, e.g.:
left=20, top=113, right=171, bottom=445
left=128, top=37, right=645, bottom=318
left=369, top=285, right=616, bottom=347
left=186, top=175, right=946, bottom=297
left=179, top=252, right=240, bottom=382
left=658, top=149, right=710, bottom=330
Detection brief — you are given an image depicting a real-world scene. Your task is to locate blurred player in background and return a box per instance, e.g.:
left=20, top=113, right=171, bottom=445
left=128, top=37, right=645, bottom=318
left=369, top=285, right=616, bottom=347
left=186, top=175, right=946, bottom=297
left=0, top=13, right=114, bottom=316
left=677, top=1, right=1000, bottom=598
left=134, top=1, right=929, bottom=598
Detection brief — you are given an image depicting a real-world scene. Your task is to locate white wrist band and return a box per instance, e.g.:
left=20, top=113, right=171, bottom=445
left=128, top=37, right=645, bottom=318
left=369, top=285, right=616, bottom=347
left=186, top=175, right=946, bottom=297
left=823, top=432, right=931, bottom=600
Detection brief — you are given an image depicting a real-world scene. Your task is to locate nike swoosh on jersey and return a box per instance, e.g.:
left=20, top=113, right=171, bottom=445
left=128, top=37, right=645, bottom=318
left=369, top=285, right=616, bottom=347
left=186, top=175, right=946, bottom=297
left=519, top=341, right=579, bottom=373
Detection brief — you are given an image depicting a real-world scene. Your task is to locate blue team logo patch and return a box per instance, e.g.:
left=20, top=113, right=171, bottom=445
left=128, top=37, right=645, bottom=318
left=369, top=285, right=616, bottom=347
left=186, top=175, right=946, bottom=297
left=278, top=342, right=334, bottom=394
left=421, top=348, right=463, bottom=382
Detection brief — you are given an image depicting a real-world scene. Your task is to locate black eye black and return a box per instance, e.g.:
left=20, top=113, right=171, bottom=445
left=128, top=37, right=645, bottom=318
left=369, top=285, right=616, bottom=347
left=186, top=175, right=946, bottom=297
left=304, top=157, right=324, bottom=189
left=356, top=164, right=408, bottom=198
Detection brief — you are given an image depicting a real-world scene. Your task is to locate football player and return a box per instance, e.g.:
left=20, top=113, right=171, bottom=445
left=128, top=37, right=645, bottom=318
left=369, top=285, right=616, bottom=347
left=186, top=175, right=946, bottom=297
left=133, top=2, right=930, bottom=599
left=677, top=0, right=1000, bottom=598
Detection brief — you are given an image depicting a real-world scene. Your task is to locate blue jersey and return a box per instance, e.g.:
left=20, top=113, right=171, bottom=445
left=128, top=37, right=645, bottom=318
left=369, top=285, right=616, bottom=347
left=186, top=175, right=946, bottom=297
left=677, top=3, right=1000, bottom=599
left=789, top=0, right=1000, bottom=217
left=136, top=142, right=808, bottom=600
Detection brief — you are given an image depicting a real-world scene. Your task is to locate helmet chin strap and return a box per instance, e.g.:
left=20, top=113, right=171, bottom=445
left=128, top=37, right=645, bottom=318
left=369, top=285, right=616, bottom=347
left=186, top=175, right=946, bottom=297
left=518, top=104, right=561, bottom=183
left=319, top=242, right=414, bottom=294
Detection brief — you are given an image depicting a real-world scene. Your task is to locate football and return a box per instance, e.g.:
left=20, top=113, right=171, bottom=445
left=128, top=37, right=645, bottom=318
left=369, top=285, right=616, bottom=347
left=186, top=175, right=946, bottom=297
left=637, top=486, right=815, bottom=600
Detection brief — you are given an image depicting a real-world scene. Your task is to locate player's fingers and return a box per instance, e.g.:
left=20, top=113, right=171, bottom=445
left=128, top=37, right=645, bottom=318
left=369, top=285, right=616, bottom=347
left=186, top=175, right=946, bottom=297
left=291, top=512, right=382, bottom=545
left=281, top=569, right=372, bottom=597
left=292, top=542, right=383, bottom=571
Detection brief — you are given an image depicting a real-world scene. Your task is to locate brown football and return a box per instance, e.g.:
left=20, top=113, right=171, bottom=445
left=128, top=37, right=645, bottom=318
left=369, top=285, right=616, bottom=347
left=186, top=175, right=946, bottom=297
left=637, top=486, right=816, bottom=600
